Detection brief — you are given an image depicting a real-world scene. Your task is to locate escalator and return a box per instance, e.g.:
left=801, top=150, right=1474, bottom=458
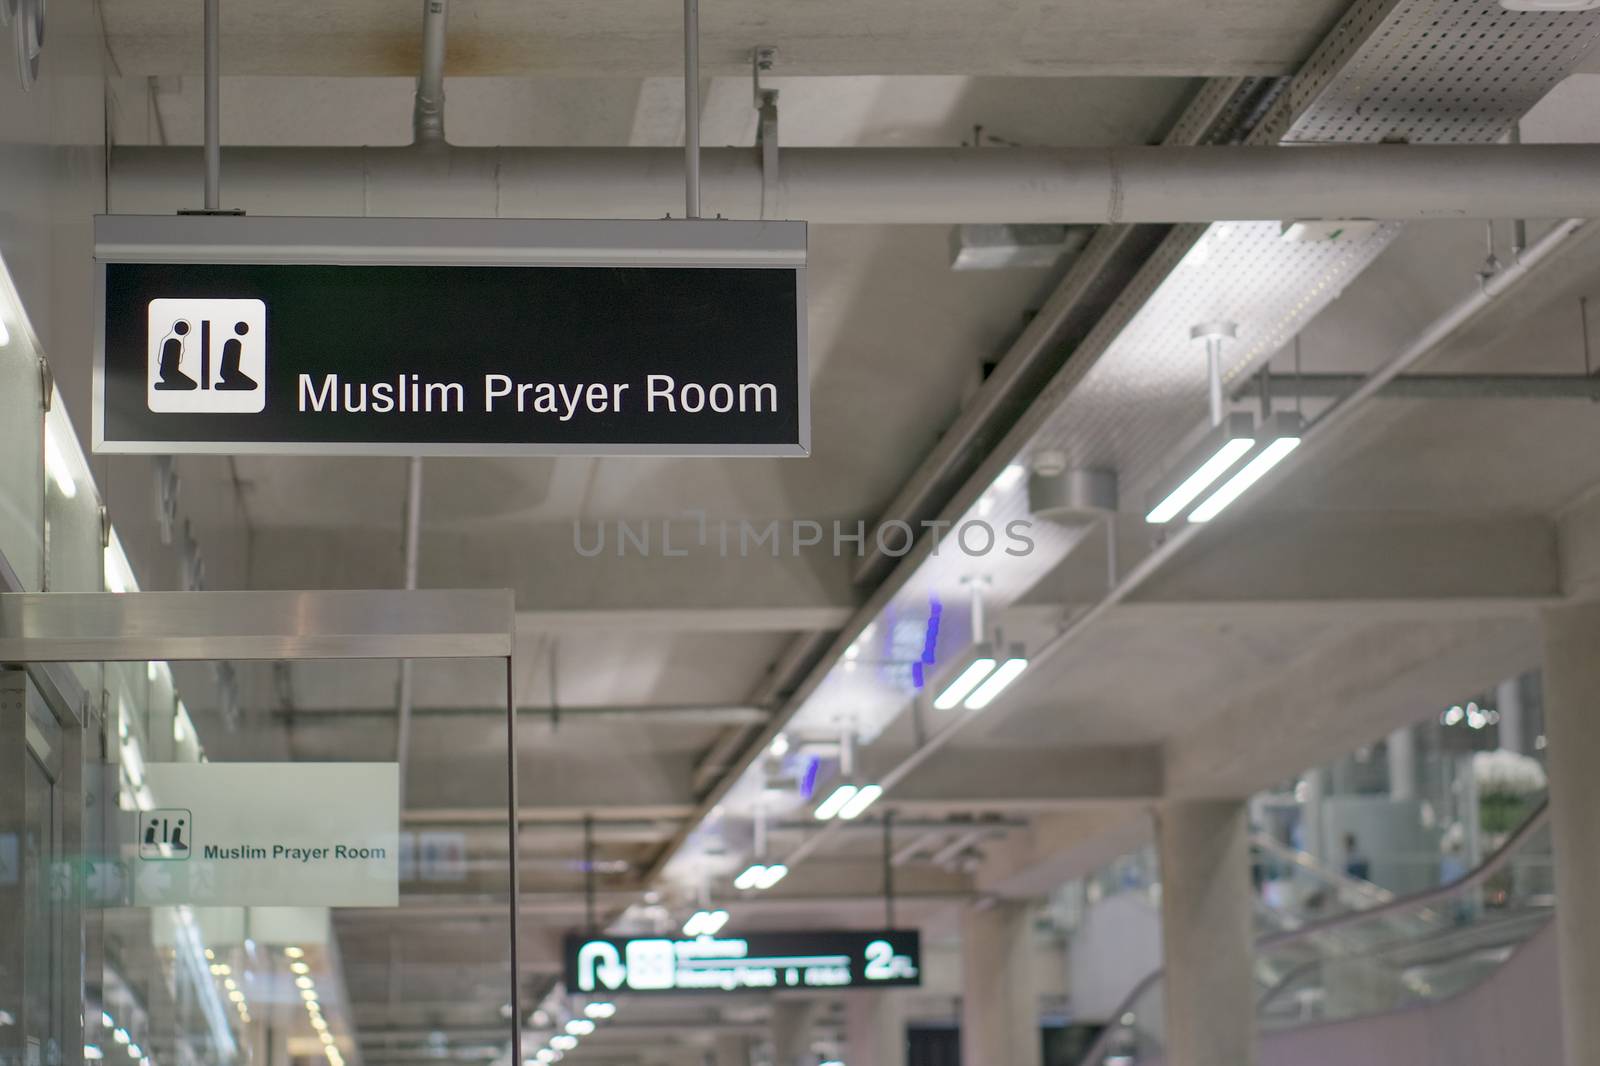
left=1079, top=802, right=1555, bottom=1065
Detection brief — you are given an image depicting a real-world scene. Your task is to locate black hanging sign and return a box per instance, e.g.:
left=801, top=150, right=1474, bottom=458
left=94, top=215, right=808, bottom=457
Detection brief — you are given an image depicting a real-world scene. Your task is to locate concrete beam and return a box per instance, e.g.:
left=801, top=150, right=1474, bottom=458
left=973, top=808, right=1154, bottom=899
left=1125, top=511, right=1560, bottom=611
left=231, top=523, right=859, bottom=628
left=1164, top=615, right=1540, bottom=799
left=864, top=745, right=1163, bottom=809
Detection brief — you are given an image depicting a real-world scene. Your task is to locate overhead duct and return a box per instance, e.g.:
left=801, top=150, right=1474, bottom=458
left=110, top=143, right=1600, bottom=224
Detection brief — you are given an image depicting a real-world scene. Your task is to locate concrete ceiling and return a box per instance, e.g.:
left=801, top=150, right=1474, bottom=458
left=101, top=0, right=1351, bottom=78
left=72, top=0, right=1600, bottom=1061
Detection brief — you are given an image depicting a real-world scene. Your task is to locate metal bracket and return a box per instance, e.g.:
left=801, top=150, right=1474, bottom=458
left=753, top=47, right=780, bottom=219
left=38, top=356, right=51, bottom=410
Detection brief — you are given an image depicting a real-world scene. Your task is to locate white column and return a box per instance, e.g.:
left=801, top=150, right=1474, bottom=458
left=1386, top=727, right=1416, bottom=801
left=770, top=1000, right=816, bottom=1066
left=1496, top=676, right=1527, bottom=754
left=1540, top=604, right=1600, bottom=1066
left=960, top=902, right=1040, bottom=1066
left=844, top=990, right=906, bottom=1066
left=1299, top=767, right=1326, bottom=864
left=711, top=1033, right=751, bottom=1066
left=1157, top=801, right=1257, bottom=1066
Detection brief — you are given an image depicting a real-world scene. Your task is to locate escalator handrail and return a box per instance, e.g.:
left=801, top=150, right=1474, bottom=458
left=1250, top=832, right=1396, bottom=910
left=1075, top=799, right=1550, bottom=1066
left=1256, top=798, right=1548, bottom=948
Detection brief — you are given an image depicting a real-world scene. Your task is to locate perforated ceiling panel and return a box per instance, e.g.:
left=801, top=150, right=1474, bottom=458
left=1277, top=0, right=1600, bottom=144
left=1009, top=0, right=1600, bottom=508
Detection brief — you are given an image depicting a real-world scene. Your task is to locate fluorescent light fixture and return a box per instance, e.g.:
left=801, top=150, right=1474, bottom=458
left=285, top=946, right=305, bottom=959
left=755, top=863, right=788, bottom=889
left=290, top=961, right=310, bottom=975
left=837, top=784, right=883, bottom=820
left=683, top=908, right=729, bottom=936
left=769, top=733, right=790, bottom=758
left=565, top=1020, right=595, bottom=1036
left=300, top=989, right=318, bottom=1002
left=1187, top=415, right=1303, bottom=523
left=964, top=655, right=1029, bottom=710
left=113, top=1030, right=130, bottom=1046
left=85, top=1047, right=104, bottom=1060
left=934, top=655, right=997, bottom=710
left=535, top=1051, right=557, bottom=1064
left=584, top=1002, right=616, bottom=1020
left=995, top=463, right=1026, bottom=491
left=44, top=426, right=79, bottom=499
left=734, top=864, right=766, bottom=890
left=102, top=1013, right=114, bottom=1029
left=814, top=783, right=859, bottom=821
left=551, top=1036, right=579, bottom=1051
left=295, top=976, right=315, bottom=990
left=1145, top=413, right=1257, bottom=524
left=105, top=531, right=139, bottom=594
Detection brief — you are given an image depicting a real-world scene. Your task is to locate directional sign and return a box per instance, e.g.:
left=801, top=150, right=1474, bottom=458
left=93, top=214, right=808, bottom=458
left=564, top=931, right=921, bottom=994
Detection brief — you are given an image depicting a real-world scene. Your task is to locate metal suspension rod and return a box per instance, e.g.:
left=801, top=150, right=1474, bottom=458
left=505, top=656, right=522, bottom=1066
left=395, top=457, right=423, bottom=803
left=882, top=810, right=896, bottom=928
left=583, top=813, right=597, bottom=933
left=414, top=0, right=449, bottom=143
left=682, top=0, right=701, bottom=218
left=203, top=0, right=220, bottom=209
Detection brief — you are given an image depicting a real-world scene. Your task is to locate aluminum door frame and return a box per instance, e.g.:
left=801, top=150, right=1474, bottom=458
left=0, top=587, right=525, bottom=1066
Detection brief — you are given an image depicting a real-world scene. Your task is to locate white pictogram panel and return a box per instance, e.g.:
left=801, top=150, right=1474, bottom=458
left=146, top=298, right=267, bottom=413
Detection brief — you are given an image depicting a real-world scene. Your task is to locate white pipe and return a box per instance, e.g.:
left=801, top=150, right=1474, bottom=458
left=413, top=0, right=449, bottom=144
left=111, top=144, right=1600, bottom=224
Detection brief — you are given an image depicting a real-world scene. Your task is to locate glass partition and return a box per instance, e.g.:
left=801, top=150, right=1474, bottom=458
left=84, top=656, right=519, bottom=1066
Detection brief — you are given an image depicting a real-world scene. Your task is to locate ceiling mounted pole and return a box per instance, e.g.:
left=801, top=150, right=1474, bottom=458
left=203, top=0, right=221, bottom=209
left=682, top=0, right=701, bottom=218
left=395, top=457, right=424, bottom=806
left=1192, top=321, right=1238, bottom=427
left=505, top=656, right=523, bottom=1066
left=413, top=0, right=449, bottom=144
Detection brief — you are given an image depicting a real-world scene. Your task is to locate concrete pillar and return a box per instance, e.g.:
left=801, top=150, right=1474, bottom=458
left=1156, top=801, right=1257, bottom=1066
left=770, top=1000, right=816, bottom=1066
left=711, top=1033, right=752, bottom=1066
left=960, top=902, right=1040, bottom=1066
left=1541, top=604, right=1600, bottom=1066
left=1298, top=767, right=1326, bottom=864
left=1496, top=675, right=1527, bottom=755
left=1386, top=727, right=1416, bottom=801
left=844, top=991, right=906, bottom=1066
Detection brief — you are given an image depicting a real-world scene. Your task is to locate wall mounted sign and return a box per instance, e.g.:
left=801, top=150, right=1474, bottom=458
left=94, top=214, right=809, bottom=457
left=565, top=931, right=921, bottom=994
left=127, top=763, right=399, bottom=908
